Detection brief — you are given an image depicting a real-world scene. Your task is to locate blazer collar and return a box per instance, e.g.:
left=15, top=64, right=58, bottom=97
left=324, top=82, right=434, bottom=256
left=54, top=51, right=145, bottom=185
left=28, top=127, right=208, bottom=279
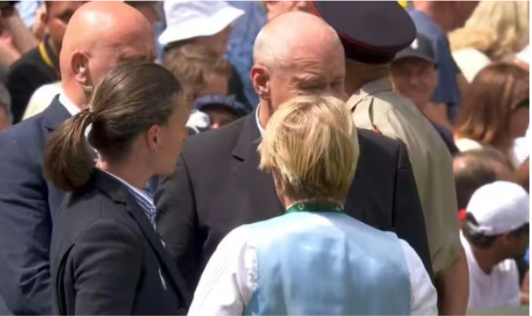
left=231, top=113, right=261, bottom=161
left=92, top=170, right=192, bottom=305
left=229, top=113, right=283, bottom=217
left=43, top=96, right=71, bottom=131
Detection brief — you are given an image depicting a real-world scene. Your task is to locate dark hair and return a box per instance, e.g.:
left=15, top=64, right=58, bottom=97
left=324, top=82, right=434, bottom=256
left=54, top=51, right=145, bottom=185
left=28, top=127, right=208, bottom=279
left=44, top=61, right=183, bottom=191
left=454, top=148, right=515, bottom=209
left=454, top=157, right=497, bottom=210
left=463, top=213, right=530, bottom=249
left=454, top=63, right=529, bottom=151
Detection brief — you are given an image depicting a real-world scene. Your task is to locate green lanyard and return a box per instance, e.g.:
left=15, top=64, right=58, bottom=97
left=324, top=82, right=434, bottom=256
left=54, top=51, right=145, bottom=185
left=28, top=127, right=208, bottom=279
left=285, top=201, right=345, bottom=214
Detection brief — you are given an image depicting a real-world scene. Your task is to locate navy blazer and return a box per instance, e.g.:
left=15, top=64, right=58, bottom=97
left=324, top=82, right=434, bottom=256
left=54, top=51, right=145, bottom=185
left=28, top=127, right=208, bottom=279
left=51, top=169, right=190, bottom=314
left=0, top=98, right=69, bottom=314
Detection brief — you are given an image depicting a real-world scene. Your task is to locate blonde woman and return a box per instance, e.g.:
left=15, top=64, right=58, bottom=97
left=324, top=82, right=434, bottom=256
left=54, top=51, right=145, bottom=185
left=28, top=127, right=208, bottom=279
left=187, top=96, right=437, bottom=315
left=450, top=1, right=529, bottom=81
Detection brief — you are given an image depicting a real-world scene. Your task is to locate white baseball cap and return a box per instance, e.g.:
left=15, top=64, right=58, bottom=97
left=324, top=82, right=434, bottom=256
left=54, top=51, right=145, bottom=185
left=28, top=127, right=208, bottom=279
left=467, top=181, right=529, bottom=236
left=159, top=0, right=244, bottom=46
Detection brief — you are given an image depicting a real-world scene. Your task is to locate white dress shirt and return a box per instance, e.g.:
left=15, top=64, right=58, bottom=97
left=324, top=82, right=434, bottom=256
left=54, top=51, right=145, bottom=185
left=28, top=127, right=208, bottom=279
left=188, top=225, right=438, bottom=316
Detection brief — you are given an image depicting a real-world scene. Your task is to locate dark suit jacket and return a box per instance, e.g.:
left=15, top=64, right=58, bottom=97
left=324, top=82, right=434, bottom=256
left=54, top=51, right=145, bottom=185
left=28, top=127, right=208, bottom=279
left=6, top=38, right=59, bottom=123
left=0, top=98, right=68, bottom=314
left=156, top=113, right=433, bottom=292
left=51, top=170, right=190, bottom=315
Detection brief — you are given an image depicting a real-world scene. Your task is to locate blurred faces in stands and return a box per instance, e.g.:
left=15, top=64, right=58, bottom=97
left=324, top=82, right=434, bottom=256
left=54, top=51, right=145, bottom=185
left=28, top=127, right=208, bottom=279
left=159, top=1, right=244, bottom=59
left=42, top=1, right=87, bottom=52
left=454, top=63, right=529, bottom=165
left=126, top=1, right=161, bottom=26
left=262, top=1, right=311, bottom=21
left=412, top=1, right=479, bottom=32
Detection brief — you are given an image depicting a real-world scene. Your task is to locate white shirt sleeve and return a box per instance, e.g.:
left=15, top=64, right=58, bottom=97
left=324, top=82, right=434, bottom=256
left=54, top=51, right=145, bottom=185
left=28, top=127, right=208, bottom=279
left=187, top=226, right=255, bottom=316
left=399, top=239, right=439, bottom=315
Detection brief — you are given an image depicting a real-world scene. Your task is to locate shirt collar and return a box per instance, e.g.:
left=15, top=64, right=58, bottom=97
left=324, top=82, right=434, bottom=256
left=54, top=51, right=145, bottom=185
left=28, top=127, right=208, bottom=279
left=255, top=104, right=265, bottom=137
left=101, top=170, right=154, bottom=205
left=58, top=93, right=80, bottom=117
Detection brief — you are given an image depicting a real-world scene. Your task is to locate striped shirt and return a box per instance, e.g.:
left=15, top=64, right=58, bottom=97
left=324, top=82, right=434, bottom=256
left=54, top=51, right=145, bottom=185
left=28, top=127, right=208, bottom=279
left=103, top=171, right=156, bottom=229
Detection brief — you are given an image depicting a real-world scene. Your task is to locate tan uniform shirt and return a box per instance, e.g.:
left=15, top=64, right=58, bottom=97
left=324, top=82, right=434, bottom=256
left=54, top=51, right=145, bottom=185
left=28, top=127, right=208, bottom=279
left=348, top=77, right=461, bottom=274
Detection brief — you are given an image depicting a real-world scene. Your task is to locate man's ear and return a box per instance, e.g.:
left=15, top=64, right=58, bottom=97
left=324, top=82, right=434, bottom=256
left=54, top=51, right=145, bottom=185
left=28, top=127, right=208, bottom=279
left=251, top=64, right=272, bottom=102
left=71, top=51, right=89, bottom=86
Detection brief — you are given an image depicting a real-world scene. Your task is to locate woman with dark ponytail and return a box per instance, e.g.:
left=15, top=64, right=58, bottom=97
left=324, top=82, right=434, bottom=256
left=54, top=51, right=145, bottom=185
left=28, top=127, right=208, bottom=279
left=45, top=61, right=192, bottom=315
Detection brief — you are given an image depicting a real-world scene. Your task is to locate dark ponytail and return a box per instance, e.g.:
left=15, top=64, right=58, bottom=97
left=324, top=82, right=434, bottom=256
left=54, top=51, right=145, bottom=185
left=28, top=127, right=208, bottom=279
left=44, top=109, right=95, bottom=191
left=44, top=61, right=184, bottom=192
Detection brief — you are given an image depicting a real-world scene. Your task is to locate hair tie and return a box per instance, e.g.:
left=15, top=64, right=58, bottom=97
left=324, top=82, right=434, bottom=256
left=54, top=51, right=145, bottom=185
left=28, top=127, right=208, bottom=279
left=81, top=108, right=95, bottom=123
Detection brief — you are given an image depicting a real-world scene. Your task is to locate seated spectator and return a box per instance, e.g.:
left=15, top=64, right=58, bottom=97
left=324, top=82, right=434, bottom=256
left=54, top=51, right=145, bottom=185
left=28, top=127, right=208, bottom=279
left=164, top=51, right=232, bottom=97
left=0, top=84, right=10, bottom=131
left=188, top=95, right=437, bottom=315
left=461, top=181, right=529, bottom=309
left=225, top=1, right=267, bottom=107
left=449, top=1, right=529, bottom=82
left=159, top=0, right=250, bottom=110
left=454, top=63, right=529, bottom=167
left=194, top=95, right=247, bottom=130
left=124, top=1, right=160, bottom=26
left=453, top=148, right=515, bottom=211
left=6, top=1, right=86, bottom=124
left=390, top=33, right=459, bottom=156
left=262, top=1, right=311, bottom=21
left=0, top=1, right=40, bottom=76
left=408, top=1, right=479, bottom=125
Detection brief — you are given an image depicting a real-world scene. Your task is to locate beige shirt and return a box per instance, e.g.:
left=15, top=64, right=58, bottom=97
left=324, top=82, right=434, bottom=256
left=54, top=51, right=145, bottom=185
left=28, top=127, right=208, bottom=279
left=348, top=77, right=461, bottom=274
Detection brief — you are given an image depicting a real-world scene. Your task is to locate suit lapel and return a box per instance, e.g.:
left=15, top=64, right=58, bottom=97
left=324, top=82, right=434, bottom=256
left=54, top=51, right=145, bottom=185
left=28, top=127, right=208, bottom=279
left=126, top=201, right=192, bottom=305
left=93, top=171, right=192, bottom=305
left=43, top=96, right=71, bottom=131
left=231, top=114, right=283, bottom=219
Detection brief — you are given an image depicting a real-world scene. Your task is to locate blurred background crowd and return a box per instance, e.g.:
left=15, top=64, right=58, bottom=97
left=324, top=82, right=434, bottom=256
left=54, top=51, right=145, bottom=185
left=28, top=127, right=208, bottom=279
left=0, top=0, right=529, bottom=314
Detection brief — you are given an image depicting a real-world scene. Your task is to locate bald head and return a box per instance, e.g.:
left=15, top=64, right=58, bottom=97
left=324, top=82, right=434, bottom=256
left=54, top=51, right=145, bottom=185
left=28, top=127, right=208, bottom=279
left=60, top=1, right=154, bottom=107
left=253, top=11, right=343, bottom=70
left=251, top=11, right=346, bottom=127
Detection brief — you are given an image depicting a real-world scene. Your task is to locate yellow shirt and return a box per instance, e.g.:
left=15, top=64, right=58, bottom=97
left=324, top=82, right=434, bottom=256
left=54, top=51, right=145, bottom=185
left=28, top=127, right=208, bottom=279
left=348, top=77, right=461, bottom=274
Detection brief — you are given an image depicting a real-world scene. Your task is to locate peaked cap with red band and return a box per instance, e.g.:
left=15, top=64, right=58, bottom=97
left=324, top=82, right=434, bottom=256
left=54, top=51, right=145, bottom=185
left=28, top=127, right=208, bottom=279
left=310, top=1, right=417, bottom=64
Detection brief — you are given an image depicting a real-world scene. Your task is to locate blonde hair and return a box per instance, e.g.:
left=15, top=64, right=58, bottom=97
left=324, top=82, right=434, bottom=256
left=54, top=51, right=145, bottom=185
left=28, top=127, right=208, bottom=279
left=258, top=95, right=359, bottom=203
left=450, top=1, right=529, bottom=60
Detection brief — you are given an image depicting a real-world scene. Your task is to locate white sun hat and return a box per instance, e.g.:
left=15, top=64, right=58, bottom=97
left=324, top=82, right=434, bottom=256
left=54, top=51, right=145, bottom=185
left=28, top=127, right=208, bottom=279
left=159, top=0, right=244, bottom=46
